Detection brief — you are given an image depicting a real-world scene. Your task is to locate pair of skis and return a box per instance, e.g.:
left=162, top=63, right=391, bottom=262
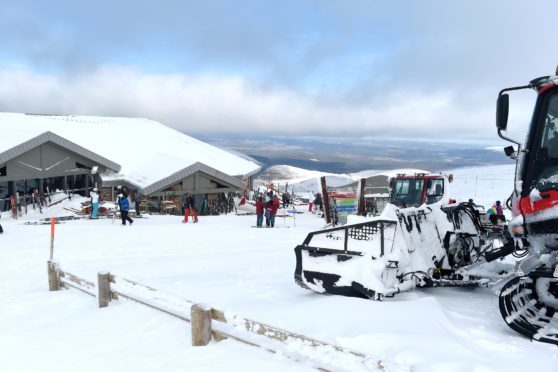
left=10, top=195, right=16, bottom=219
left=32, top=190, right=42, bottom=214
left=112, top=199, right=120, bottom=224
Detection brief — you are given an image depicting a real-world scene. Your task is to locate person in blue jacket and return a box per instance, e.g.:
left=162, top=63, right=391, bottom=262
left=117, top=186, right=134, bottom=226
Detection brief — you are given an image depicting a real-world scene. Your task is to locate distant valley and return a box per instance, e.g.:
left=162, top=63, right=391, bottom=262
left=196, top=134, right=512, bottom=174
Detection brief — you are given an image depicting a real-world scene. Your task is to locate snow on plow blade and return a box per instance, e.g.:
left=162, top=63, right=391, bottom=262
left=294, top=220, right=407, bottom=300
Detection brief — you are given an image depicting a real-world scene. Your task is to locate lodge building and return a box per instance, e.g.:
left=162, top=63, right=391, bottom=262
left=0, top=113, right=260, bottom=214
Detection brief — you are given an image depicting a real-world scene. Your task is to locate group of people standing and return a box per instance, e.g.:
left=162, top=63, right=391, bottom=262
left=255, top=191, right=280, bottom=228
left=90, top=185, right=138, bottom=226
left=89, top=185, right=198, bottom=225
left=308, top=193, right=323, bottom=212
left=487, top=200, right=505, bottom=224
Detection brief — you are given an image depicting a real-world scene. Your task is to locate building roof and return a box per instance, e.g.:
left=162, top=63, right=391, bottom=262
left=0, top=131, right=121, bottom=173
left=138, top=162, right=246, bottom=195
left=0, top=112, right=261, bottom=189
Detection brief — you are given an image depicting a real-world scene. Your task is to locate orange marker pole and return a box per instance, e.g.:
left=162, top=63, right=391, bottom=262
left=50, top=217, right=55, bottom=260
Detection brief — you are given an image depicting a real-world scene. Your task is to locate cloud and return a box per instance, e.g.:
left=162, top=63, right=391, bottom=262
left=0, top=1, right=552, bottom=145
left=0, top=65, right=536, bottom=140
left=3, top=1, right=552, bottom=88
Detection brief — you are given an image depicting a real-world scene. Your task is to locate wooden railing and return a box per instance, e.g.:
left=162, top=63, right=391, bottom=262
left=47, top=260, right=405, bottom=371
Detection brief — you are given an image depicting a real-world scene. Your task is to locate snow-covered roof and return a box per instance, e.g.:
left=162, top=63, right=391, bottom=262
left=0, top=112, right=261, bottom=190
left=0, top=131, right=121, bottom=172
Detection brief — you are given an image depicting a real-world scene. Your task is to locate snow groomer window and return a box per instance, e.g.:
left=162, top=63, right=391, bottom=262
left=539, top=95, right=558, bottom=160
left=533, top=94, right=558, bottom=184
left=426, top=179, right=444, bottom=204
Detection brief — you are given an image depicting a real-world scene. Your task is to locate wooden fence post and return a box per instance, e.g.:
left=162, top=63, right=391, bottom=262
left=97, top=271, right=111, bottom=308
left=47, top=260, right=60, bottom=291
left=358, top=178, right=366, bottom=215
left=191, top=303, right=212, bottom=346
left=321, top=176, right=331, bottom=224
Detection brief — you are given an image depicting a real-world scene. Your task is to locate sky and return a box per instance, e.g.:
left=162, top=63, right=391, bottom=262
left=0, top=1, right=555, bottom=142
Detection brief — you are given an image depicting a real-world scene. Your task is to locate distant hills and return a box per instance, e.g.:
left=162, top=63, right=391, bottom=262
left=197, top=134, right=511, bottom=174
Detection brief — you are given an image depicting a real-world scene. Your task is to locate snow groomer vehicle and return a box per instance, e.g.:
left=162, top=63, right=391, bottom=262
left=294, top=173, right=500, bottom=299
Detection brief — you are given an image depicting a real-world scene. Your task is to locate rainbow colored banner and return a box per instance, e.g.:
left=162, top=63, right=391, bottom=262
left=329, top=192, right=357, bottom=214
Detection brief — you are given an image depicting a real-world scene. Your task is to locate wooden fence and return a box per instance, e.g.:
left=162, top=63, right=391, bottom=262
left=47, top=260, right=405, bottom=371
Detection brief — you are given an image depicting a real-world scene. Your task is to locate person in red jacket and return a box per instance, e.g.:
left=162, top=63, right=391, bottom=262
left=266, top=196, right=280, bottom=228
left=182, top=193, right=198, bottom=223
left=255, top=196, right=264, bottom=227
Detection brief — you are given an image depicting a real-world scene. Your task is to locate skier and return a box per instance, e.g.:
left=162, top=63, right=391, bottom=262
left=282, top=192, right=290, bottom=208
left=117, top=186, right=134, bottom=226
left=495, top=200, right=504, bottom=214
left=270, top=194, right=280, bottom=227
left=255, top=196, right=264, bottom=227
left=133, top=188, right=142, bottom=217
left=265, top=200, right=272, bottom=227
left=264, top=195, right=280, bottom=228
left=182, top=193, right=198, bottom=223
left=487, top=201, right=503, bottom=225
left=90, top=187, right=100, bottom=219
left=181, top=193, right=189, bottom=215
left=313, top=193, right=323, bottom=212
left=495, top=200, right=505, bottom=223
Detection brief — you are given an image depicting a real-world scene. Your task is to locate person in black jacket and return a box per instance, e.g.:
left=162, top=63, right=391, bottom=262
left=181, top=193, right=189, bottom=215
left=133, top=188, right=142, bottom=217
left=313, top=193, right=323, bottom=212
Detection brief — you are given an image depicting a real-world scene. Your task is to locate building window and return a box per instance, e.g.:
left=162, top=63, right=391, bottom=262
left=0, top=165, right=6, bottom=176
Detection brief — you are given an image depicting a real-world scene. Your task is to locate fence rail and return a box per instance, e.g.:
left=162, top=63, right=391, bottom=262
left=47, top=260, right=403, bottom=371
left=59, top=270, right=96, bottom=297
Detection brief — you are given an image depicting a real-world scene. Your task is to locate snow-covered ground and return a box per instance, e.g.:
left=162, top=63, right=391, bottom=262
left=449, top=164, right=516, bottom=209
left=1, top=163, right=556, bottom=371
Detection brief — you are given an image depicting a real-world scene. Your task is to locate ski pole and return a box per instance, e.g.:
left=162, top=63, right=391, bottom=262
left=50, top=217, right=55, bottom=260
